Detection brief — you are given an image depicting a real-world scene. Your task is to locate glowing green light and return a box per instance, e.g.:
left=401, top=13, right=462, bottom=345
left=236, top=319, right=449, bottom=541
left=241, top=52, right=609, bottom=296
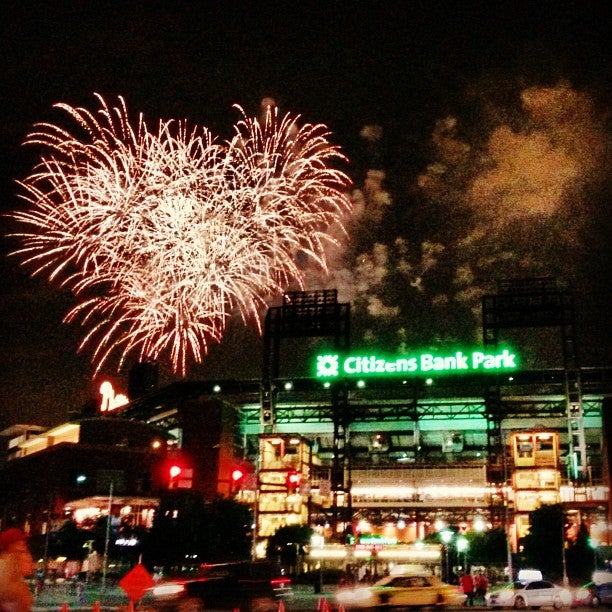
left=315, top=348, right=518, bottom=378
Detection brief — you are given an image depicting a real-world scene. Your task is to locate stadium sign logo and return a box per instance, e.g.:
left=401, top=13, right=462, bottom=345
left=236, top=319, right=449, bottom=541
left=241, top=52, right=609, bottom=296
left=315, top=349, right=517, bottom=379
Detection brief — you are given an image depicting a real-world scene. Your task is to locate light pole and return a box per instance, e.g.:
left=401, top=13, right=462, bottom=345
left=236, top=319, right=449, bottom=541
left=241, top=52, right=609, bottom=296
left=102, top=480, right=114, bottom=590
left=561, top=521, right=569, bottom=587
left=456, top=535, right=469, bottom=572
left=440, top=529, right=453, bottom=582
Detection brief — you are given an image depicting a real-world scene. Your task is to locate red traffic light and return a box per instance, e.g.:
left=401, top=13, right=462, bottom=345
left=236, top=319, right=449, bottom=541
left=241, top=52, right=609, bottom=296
left=231, top=468, right=245, bottom=482
left=166, top=456, right=193, bottom=489
left=169, top=465, right=182, bottom=479
left=286, top=470, right=301, bottom=492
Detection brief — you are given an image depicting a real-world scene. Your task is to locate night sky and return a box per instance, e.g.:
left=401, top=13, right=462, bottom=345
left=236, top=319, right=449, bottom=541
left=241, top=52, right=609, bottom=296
left=1, top=1, right=610, bottom=431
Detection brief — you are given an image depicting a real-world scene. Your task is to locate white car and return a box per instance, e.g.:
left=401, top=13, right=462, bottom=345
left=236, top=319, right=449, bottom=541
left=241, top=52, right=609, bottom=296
left=335, top=574, right=467, bottom=608
left=485, top=580, right=572, bottom=609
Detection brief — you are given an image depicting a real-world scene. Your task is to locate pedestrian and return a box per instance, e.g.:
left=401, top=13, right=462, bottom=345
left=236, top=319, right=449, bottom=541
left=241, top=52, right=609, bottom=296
left=474, top=571, right=489, bottom=603
left=459, top=572, right=475, bottom=606
left=0, top=527, right=35, bottom=612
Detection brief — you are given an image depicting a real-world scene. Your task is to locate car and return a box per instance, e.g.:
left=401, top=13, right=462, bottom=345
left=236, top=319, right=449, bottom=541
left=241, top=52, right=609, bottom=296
left=145, top=560, right=293, bottom=611
left=335, top=573, right=467, bottom=608
left=485, top=579, right=572, bottom=609
left=573, top=572, right=612, bottom=608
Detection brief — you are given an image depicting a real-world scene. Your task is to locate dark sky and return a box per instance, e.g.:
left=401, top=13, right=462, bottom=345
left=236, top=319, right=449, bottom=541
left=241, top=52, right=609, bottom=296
left=1, top=1, right=610, bottom=431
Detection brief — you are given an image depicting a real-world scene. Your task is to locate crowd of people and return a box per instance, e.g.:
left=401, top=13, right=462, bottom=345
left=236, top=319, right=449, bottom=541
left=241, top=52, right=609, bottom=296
left=460, top=569, right=489, bottom=605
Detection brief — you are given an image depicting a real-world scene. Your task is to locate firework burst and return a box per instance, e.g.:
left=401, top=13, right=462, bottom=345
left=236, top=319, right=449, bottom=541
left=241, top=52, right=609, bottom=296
left=9, top=95, right=352, bottom=375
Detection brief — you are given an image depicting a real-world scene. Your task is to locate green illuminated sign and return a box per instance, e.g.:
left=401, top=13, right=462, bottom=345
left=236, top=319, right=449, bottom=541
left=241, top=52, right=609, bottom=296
left=315, top=349, right=518, bottom=378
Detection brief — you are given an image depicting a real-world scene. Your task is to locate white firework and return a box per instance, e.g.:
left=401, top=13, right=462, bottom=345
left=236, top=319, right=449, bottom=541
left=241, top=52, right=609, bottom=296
left=9, top=94, right=352, bottom=375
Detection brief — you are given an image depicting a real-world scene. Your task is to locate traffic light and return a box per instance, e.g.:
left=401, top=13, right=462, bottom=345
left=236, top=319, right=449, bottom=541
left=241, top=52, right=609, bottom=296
left=167, top=463, right=193, bottom=489
left=231, top=468, right=245, bottom=493
left=168, top=464, right=182, bottom=489
left=286, top=470, right=301, bottom=493
left=261, top=387, right=275, bottom=427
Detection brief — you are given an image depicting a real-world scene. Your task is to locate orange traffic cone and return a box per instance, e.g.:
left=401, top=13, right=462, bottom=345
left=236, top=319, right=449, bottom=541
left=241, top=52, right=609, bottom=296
left=60, top=603, right=69, bottom=612
left=337, top=605, right=346, bottom=612
left=92, top=602, right=101, bottom=612
left=317, top=598, right=331, bottom=612
left=278, top=599, right=286, bottom=612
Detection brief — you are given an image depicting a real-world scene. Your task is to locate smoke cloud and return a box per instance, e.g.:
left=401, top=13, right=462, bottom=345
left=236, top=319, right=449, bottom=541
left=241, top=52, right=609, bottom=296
left=312, top=83, right=609, bottom=354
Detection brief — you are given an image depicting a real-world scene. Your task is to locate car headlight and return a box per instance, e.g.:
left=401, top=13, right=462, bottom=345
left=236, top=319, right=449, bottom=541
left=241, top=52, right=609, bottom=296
left=336, top=587, right=372, bottom=603
left=575, top=589, right=590, bottom=601
left=151, top=582, right=186, bottom=597
left=559, top=589, right=572, bottom=604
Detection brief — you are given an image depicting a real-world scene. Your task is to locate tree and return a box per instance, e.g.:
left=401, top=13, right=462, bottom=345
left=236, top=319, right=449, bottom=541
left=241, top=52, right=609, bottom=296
left=565, top=520, right=594, bottom=585
left=267, top=524, right=313, bottom=573
left=466, top=527, right=509, bottom=566
left=200, top=496, right=252, bottom=562
left=143, top=491, right=251, bottom=567
left=47, top=519, right=90, bottom=561
left=520, top=504, right=565, bottom=581
left=520, top=504, right=593, bottom=585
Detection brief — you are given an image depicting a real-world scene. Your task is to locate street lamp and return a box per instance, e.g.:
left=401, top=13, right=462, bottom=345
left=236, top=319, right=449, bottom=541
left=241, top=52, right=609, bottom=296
left=440, top=529, right=453, bottom=582
left=456, top=535, right=469, bottom=571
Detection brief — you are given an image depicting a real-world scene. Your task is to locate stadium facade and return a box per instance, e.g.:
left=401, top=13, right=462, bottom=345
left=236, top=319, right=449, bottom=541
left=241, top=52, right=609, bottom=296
left=1, top=280, right=610, bottom=572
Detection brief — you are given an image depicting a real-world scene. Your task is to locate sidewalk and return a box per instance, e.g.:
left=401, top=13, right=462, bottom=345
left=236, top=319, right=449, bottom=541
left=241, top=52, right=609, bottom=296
left=33, top=583, right=129, bottom=611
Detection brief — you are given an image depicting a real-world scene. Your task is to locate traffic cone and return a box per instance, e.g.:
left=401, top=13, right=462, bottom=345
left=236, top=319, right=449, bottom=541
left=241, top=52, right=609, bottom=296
left=317, top=598, right=331, bottom=612
left=92, top=602, right=100, bottom=612
left=278, top=599, right=286, bottom=612
left=60, top=603, right=69, bottom=612
left=338, top=605, right=346, bottom=612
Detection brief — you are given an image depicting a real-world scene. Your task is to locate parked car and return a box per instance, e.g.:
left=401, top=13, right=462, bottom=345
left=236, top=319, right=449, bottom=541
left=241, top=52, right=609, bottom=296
left=573, top=572, right=612, bottom=608
left=485, top=579, right=572, bottom=609
left=335, top=573, right=467, bottom=608
left=145, top=560, right=293, bottom=611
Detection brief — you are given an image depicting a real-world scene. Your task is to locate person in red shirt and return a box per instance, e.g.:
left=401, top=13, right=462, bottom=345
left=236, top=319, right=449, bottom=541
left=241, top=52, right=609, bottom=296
left=474, top=571, right=489, bottom=603
left=0, top=527, right=35, bottom=612
left=459, top=572, right=475, bottom=606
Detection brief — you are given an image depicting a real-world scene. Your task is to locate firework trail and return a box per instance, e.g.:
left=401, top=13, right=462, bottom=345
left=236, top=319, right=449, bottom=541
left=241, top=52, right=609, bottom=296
left=9, top=95, right=352, bottom=375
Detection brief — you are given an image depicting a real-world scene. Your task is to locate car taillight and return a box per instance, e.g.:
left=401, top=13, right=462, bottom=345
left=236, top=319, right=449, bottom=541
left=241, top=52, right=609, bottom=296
left=271, top=577, right=292, bottom=587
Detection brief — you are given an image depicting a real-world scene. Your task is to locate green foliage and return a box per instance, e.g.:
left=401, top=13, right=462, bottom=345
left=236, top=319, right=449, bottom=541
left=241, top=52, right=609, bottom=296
left=519, top=504, right=594, bottom=585
left=565, top=521, right=595, bottom=585
left=201, top=496, right=252, bottom=562
left=267, top=524, right=314, bottom=569
left=520, top=504, right=565, bottom=581
left=466, top=527, right=508, bottom=565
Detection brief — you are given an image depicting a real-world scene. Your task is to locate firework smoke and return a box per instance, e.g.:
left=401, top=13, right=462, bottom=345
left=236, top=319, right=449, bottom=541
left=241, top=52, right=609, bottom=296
left=324, top=83, right=608, bottom=353
left=9, top=95, right=352, bottom=375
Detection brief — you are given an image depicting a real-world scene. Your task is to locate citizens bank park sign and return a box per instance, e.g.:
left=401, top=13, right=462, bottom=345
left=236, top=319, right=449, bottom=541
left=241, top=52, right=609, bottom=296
left=314, top=348, right=518, bottom=379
